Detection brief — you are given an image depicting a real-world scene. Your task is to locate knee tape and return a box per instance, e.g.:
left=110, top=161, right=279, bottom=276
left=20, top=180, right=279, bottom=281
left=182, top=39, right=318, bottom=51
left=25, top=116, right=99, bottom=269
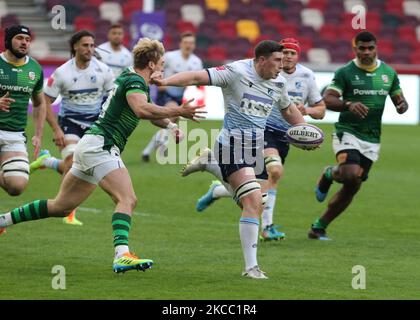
left=264, top=156, right=282, bottom=168
left=234, top=180, right=261, bottom=201
left=1, top=156, right=29, bottom=179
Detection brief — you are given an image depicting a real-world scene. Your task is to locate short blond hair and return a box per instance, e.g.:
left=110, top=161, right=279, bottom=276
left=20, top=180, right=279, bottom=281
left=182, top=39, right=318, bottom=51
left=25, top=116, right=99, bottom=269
left=132, top=38, right=165, bottom=69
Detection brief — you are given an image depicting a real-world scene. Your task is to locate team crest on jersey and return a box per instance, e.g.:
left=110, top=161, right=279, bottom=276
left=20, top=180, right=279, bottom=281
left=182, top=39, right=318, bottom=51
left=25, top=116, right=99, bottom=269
left=267, top=88, right=274, bottom=96
left=90, top=75, right=97, bottom=83
left=295, top=81, right=302, bottom=89
left=382, top=74, right=389, bottom=83
left=275, top=82, right=284, bottom=88
left=28, top=71, right=35, bottom=80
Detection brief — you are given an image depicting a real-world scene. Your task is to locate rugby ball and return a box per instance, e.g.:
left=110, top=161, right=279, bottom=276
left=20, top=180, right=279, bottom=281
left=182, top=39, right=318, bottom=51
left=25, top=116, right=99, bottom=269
left=286, top=124, right=324, bottom=150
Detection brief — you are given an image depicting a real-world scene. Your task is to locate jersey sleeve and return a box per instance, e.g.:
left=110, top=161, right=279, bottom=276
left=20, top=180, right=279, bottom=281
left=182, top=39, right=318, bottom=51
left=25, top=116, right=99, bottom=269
left=124, top=76, right=148, bottom=97
left=327, top=67, right=346, bottom=96
left=389, top=70, right=402, bottom=97
left=207, top=63, right=237, bottom=88
left=104, top=67, right=116, bottom=92
left=43, top=69, right=62, bottom=99
left=307, top=72, right=323, bottom=106
left=33, top=68, right=44, bottom=94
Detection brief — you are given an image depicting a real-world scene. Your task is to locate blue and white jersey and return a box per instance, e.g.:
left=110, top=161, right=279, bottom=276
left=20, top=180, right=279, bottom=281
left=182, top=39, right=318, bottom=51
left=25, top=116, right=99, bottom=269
left=97, top=42, right=133, bottom=77
left=164, top=49, right=203, bottom=98
left=207, top=59, right=291, bottom=146
left=44, top=57, right=115, bottom=123
left=266, top=63, right=322, bottom=139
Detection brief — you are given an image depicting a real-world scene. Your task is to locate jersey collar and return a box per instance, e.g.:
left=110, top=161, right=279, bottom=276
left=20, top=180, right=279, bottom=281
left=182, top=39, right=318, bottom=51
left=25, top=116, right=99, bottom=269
left=353, top=58, right=381, bottom=72
left=0, top=52, right=29, bottom=66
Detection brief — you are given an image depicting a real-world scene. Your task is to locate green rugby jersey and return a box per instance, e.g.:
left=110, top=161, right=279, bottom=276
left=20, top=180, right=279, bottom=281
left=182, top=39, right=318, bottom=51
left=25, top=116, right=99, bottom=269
left=0, top=53, right=44, bottom=131
left=328, top=60, right=401, bottom=143
left=87, top=67, right=151, bottom=152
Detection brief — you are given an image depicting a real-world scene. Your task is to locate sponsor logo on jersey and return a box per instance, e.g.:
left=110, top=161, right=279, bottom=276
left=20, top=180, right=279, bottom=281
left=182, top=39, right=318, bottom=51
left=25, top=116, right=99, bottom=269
left=0, top=84, right=33, bottom=93
left=353, top=88, right=388, bottom=96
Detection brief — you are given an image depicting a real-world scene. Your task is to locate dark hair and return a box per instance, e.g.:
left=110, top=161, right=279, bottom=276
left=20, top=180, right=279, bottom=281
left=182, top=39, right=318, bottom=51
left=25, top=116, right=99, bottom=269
left=69, top=30, right=95, bottom=56
left=354, top=31, right=376, bottom=44
left=254, top=40, right=284, bottom=59
left=180, top=32, right=195, bottom=40
left=109, top=23, right=123, bottom=30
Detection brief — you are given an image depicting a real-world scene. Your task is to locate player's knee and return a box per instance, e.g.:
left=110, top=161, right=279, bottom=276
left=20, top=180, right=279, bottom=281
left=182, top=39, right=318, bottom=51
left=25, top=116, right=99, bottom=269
left=268, top=165, right=283, bottom=182
left=121, top=194, right=137, bottom=211
left=235, top=180, right=263, bottom=213
left=5, top=183, right=26, bottom=196
left=342, top=173, right=362, bottom=189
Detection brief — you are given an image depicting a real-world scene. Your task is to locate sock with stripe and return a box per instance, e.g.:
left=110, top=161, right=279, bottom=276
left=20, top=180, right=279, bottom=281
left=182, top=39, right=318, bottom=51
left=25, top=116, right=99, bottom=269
left=313, top=217, right=329, bottom=230
left=239, top=216, right=259, bottom=270
left=112, top=212, right=132, bottom=258
left=43, top=157, right=61, bottom=172
left=0, top=200, right=49, bottom=227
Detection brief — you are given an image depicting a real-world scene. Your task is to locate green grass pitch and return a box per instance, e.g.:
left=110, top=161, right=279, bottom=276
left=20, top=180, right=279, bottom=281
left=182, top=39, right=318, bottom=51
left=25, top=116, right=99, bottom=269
left=0, top=120, right=419, bottom=299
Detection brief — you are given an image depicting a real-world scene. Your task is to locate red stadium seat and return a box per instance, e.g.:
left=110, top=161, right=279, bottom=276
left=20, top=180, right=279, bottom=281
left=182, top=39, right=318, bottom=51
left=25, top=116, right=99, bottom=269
left=176, top=20, right=197, bottom=34
left=206, top=45, right=227, bottom=63
left=74, top=16, right=95, bottom=31
left=217, top=20, right=237, bottom=39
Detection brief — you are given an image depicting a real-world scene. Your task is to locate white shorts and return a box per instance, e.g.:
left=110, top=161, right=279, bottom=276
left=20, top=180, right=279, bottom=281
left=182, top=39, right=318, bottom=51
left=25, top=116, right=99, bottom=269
left=332, top=132, right=380, bottom=162
left=70, top=134, right=125, bottom=185
left=0, top=129, right=28, bottom=154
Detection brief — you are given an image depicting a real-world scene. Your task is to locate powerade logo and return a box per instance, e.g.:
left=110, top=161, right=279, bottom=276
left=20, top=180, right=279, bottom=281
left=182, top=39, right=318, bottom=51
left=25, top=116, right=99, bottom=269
left=353, top=89, right=388, bottom=96
left=0, top=84, right=33, bottom=93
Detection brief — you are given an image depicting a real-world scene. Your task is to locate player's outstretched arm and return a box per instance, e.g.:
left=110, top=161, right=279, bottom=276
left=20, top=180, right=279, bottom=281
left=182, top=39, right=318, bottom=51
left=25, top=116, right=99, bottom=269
left=303, top=100, right=326, bottom=120
left=31, top=91, right=47, bottom=158
left=128, top=93, right=206, bottom=122
left=391, top=93, right=409, bottom=114
left=151, top=70, right=210, bottom=87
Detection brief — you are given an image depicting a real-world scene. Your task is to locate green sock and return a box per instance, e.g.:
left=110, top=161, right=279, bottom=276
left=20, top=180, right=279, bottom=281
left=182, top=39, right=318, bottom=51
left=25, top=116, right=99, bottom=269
left=324, top=166, right=333, bottom=181
left=112, top=213, right=132, bottom=247
left=313, top=218, right=329, bottom=229
left=10, top=200, right=49, bottom=224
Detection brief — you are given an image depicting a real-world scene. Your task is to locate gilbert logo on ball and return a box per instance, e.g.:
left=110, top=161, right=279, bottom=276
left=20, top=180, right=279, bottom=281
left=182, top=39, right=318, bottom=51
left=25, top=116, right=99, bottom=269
left=286, top=124, right=324, bottom=150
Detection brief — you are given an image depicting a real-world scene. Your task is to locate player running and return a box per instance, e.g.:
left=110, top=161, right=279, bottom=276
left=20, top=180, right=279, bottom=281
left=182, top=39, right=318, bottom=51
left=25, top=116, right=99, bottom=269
left=151, top=40, right=306, bottom=279
left=0, top=25, right=46, bottom=205
left=29, top=30, right=115, bottom=226
left=0, top=38, right=205, bottom=272
left=309, top=31, right=408, bottom=240
left=189, top=38, right=326, bottom=241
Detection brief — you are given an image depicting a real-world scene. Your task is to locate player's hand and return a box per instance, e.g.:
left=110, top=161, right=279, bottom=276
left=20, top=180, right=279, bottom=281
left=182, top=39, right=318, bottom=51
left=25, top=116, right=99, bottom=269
left=396, top=100, right=408, bottom=114
left=53, top=127, right=65, bottom=147
left=348, top=102, right=369, bottom=119
left=150, top=71, right=165, bottom=86
left=171, top=128, right=184, bottom=144
left=179, top=98, right=207, bottom=122
left=0, top=92, right=15, bottom=112
left=32, top=136, right=41, bottom=159
left=296, top=103, right=307, bottom=116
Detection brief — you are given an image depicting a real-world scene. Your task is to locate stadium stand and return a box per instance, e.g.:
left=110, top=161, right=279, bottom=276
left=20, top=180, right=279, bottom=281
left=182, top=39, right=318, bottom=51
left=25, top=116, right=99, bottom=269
left=1, top=0, right=418, bottom=67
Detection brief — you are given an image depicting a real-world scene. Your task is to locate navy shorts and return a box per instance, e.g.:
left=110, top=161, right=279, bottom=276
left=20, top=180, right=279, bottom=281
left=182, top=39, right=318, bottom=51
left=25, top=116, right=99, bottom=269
left=215, top=138, right=265, bottom=183
left=58, top=114, right=98, bottom=138
left=156, top=91, right=183, bottom=106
